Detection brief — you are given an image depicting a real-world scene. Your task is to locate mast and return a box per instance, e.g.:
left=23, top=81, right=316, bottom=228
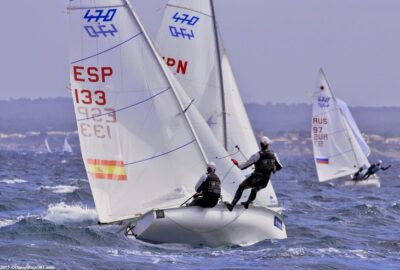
left=123, top=0, right=209, bottom=163
left=320, top=68, right=361, bottom=167
left=210, top=0, right=228, bottom=149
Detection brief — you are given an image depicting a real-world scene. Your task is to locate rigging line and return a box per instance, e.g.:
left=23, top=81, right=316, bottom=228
left=70, top=32, right=143, bottom=64
left=210, top=0, right=228, bottom=150
left=68, top=5, right=125, bottom=10
left=76, top=87, right=171, bottom=122
left=182, top=99, right=195, bottom=113
left=125, top=140, right=196, bottom=166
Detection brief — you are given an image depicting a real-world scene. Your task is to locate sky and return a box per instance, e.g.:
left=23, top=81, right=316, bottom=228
left=0, top=0, right=399, bottom=107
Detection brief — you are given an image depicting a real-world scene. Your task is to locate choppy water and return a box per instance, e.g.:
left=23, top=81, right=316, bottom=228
left=0, top=149, right=399, bottom=269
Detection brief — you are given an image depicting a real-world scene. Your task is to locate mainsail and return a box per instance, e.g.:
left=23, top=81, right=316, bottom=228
left=312, top=69, right=370, bottom=182
left=68, top=0, right=245, bottom=223
left=155, top=0, right=279, bottom=206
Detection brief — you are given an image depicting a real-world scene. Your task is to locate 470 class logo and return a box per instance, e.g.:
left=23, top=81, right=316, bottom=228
left=169, top=12, right=200, bottom=40
left=318, top=96, right=330, bottom=108
left=83, top=9, right=118, bottom=38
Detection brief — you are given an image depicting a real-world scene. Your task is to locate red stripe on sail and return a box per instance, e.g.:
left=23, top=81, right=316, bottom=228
left=90, top=173, right=127, bottom=181
left=87, top=159, right=124, bottom=166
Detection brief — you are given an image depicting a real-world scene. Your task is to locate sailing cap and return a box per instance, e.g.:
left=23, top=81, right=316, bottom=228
left=207, top=162, right=216, bottom=171
left=260, top=136, right=272, bottom=145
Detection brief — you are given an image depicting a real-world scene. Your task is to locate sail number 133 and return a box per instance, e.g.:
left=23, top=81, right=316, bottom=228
left=74, top=89, right=106, bottom=105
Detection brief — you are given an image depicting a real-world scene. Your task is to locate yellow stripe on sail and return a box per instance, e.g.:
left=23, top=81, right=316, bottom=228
left=88, top=164, right=126, bottom=175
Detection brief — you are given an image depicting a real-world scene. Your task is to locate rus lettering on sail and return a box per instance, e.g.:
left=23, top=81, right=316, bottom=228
left=312, top=117, right=328, bottom=125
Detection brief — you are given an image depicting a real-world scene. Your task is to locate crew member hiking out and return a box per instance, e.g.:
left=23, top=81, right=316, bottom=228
left=225, top=136, right=282, bottom=211
left=362, top=160, right=391, bottom=180
left=352, top=167, right=364, bottom=181
left=189, top=162, right=221, bottom=208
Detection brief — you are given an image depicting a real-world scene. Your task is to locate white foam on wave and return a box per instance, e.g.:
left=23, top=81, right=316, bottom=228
left=0, top=178, right=27, bottom=184
left=0, top=214, right=36, bottom=228
left=0, top=218, right=18, bottom=228
left=43, top=202, right=97, bottom=224
left=40, top=185, right=79, bottom=194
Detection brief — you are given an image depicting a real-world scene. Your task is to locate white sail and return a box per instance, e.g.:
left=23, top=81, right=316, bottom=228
left=336, top=99, right=371, bottom=158
left=63, top=136, right=73, bottom=153
left=156, top=0, right=279, bottom=207
left=312, top=69, right=370, bottom=182
left=68, top=0, right=246, bottom=223
left=44, top=138, right=52, bottom=153
left=155, top=0, right=224, bottom=145
left=221, top=52, right=279, bottom=206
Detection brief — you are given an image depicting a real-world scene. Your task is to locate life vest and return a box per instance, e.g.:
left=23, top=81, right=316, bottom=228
left=202, top=172, right=221, bottom=197
left=254, top=150, right=276, bottom=174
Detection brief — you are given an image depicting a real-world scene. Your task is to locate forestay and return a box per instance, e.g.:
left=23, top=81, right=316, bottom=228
left=68, top=0, right=245, bottom=223
left=156, top=0, right=279, bottom=207
left=312, top=69, right=370, bottom=182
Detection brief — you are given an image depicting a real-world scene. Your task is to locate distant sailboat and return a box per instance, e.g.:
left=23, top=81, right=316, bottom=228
left=155, top=0, right=280, bottom=208
left=68, top=0, right=286, bottom=246
left=311, top=69, right=379, bottom=187
left=44, top=138, right=52, bottom=154
left=62, top=136, right=73, bottom=153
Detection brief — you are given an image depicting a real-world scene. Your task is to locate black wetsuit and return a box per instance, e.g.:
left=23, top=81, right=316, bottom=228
left=352, top=168, right=364, bottom=181
left=190, top=172, right=221, bottom=208
left=362, top=163, right=391, bottom=180
left=230, top=149, right=282, bottom=208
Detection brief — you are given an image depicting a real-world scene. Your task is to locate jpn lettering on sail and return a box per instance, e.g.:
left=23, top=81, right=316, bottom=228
left=312, top=70, right=369, bottom=182
left=156, top=0, right=224, bottom=144
left=156, top=0, right=279, bottom=208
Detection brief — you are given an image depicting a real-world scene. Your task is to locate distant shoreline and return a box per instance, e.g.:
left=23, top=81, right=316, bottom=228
left=1, top=98, right=399, bottom=136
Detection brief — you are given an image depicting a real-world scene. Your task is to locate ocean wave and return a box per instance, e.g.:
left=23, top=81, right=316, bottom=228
left=0, top=218, right=19, bottom=228
left=39, top=185, right=79, bottom=194
left=0, top=178, right=27, bottom=184
left=279, top=247, right=373, bottom=259
left=42, top=202, right=97, bottom=224
left=0, top=214, right=37, bottom=228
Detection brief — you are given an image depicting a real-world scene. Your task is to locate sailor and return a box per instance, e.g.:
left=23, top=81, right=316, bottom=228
left=225, top=136, right=282, bottom=211
left=352, top=167, right=364, bottom=181
left=189, top=162, right=221, bottom=208
left=361, top=160, right=391, bottom=180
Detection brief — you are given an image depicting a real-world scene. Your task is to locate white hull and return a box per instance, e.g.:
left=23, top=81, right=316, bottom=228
left=127, top=203, right=287, bottom=247
left=344, top=176, right=380, bottom=187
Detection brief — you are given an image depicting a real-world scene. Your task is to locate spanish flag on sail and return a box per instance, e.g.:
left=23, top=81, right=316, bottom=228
left=87, top=159, right=127, bottom=181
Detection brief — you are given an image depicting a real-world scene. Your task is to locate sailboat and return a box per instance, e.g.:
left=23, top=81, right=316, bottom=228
left=155, top=0, right=280, bottom=209
left=68, top=0, right=286, bottom=247
left=311, top=69, right=379, bottom=187
left=44, top=138, right=52, bottom=154
left=62, top=136, right=73, bottom=153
